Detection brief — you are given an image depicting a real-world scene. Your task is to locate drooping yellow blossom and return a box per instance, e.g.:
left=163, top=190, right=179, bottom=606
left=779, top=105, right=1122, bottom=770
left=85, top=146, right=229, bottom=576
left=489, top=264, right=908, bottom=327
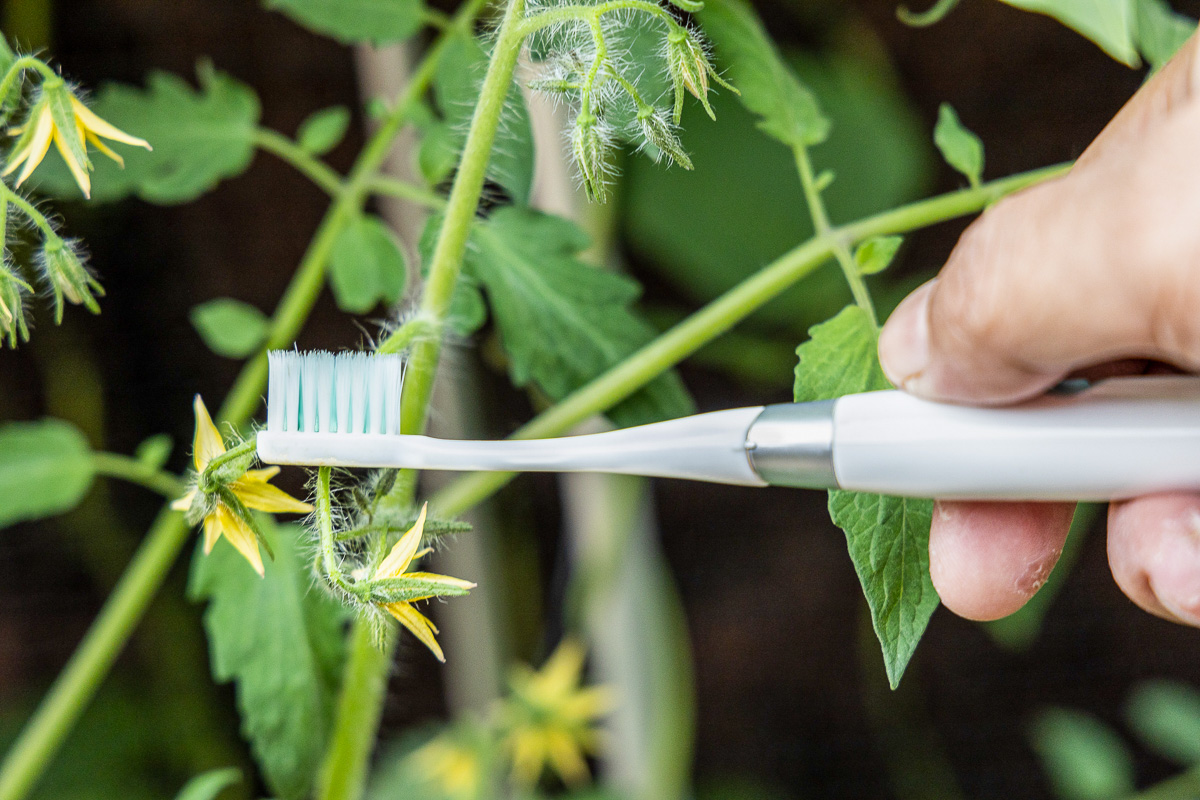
left=372, top=504, right=477, bottom=662
left=500, top=638, right=614, bottom=788
left=171, top=395, right=312, bottom=576
left=408, top=733, right=485, bottom=800
left=4, top=77, right=150, bottom=198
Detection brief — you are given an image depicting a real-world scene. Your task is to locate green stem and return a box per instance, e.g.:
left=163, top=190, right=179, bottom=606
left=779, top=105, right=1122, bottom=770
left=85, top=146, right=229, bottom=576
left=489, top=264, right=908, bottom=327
left=518, top=0, right=674, bottom=36
left=316, top=466, right=352, bottom=593
left=0, top=55, right=53, bottom=101
left=388, top=0, right=529, bottom=439
left=254, top=128, right=346, bottom=197
left=375, top=316, right=435, bottom=356
left=0, top=182, right=55, bottom=238
left=794, top=144, right=875, bottom=326
left=91, top=452, right=185, bottom=499
left=366, top=175, right=447, bottom=210
left=1127, top=765, right=1200, bottom=800
left=0, top=11, right=486, bottom=799
left=429, top=161, right=1071, bottom=516
left=316, top=624, right=397, bottom=800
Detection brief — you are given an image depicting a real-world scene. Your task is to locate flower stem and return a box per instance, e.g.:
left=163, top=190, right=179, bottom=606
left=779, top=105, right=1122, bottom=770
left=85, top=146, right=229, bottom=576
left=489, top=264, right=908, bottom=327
left=366, top=175, right=447, bottom=210
left=253, top=128, right=347, bottom=197
left=429, top=161, right=1071, bottom=516
left=793, top=144, right=876, bottom=326
left=518, top=0, right=674, bottom=37
left=91, top=452, right=185, bottom=499
left=0, top=182, right=56, bottom=239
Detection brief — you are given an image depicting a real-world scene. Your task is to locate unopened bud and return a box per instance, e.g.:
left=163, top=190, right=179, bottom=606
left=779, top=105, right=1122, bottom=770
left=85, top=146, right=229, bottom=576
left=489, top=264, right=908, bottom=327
left=571, top=113, right=611, bottom=204
left=637, top=107, right=693, bottom=170
left=665, top=26, right=737, bottom=124
left=40, top=236, right=103, bottom=322
left=0, top=264, right=30, bottom=348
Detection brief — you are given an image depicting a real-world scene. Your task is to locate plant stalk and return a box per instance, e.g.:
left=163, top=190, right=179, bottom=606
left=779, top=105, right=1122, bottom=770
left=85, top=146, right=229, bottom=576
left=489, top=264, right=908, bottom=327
left=429, top=161, right=1070, bottom=516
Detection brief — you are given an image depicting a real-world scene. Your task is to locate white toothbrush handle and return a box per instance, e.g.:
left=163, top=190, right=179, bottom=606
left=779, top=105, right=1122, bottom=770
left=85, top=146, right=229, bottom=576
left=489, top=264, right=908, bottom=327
left=831, top=376, right=1200, bottom=500
left=257, top=406, right=769, bottom=486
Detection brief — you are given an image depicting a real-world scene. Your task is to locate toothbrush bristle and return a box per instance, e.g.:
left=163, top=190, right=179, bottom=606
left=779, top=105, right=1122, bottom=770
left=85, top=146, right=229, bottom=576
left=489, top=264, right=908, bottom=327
left=265, top=350, right=405, bottom=434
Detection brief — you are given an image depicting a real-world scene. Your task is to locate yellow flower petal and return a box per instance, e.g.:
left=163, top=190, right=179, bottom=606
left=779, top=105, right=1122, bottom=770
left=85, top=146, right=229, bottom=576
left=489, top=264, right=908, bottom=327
left=241, top=466, right=281, bottom=483
left=52, top=123, right=91, bottom=199
left=535, top=639, right=586, bottom=698
left=202, top=509, right=222, bottom=554
left=192, top=394, right=225, bottom=472
left=215, top=503, right=264, bottom=576
left=562, top=685, right=615, bottom=721
left=230, top=478, right=313, bottom=514
left=84, top=129, right=123, bottom=168
left=9, top=106, right=53, bottom=186
left=70, top=96, right=151, bottom=150
left=385, top=601, right=444, bottom=662
left=509, top=732, right=546, bottom=787
left=171, top=488, right=197, bottom=512
left=545, top=728, right=589, bottom=786
left=374, top=503, right=428, bottom=579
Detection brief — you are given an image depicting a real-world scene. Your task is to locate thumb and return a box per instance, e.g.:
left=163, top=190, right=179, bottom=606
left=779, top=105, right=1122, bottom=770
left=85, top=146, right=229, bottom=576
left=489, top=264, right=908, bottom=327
left=878, top=63, right=1200, bottom=404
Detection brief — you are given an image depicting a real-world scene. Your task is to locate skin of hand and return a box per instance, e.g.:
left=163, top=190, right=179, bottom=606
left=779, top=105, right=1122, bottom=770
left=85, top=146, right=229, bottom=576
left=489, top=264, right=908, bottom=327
left=877, top=32, right=1200, bottom=626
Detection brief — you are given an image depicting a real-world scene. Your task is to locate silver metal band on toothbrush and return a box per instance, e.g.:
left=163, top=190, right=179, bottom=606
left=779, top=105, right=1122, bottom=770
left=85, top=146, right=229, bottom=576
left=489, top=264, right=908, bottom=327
left=744, top=400, right=838, bottom=490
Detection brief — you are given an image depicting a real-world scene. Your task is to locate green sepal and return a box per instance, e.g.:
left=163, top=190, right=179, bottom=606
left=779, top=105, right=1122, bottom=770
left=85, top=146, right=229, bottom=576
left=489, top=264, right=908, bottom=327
left=43, top=80, right=91, bottom=175
left=363, top=576, right=473, bottom=605
left=217, top=485, right=275, bottom=562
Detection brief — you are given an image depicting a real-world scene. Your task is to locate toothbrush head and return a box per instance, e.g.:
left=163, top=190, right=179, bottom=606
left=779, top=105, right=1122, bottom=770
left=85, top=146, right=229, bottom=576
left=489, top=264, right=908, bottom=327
left=266, top=350, right=405, bottom=435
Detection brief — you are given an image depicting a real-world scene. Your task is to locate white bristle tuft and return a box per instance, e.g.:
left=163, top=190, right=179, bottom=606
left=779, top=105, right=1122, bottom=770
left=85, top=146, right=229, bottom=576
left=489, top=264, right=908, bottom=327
left=265, top=350, right=407, bottom=434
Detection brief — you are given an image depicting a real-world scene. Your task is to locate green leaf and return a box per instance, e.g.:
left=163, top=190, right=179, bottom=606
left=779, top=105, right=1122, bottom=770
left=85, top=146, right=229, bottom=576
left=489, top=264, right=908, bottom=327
left=697, top=0, right=831, bottom=148
left=134, top=434, right=173, bottom=471
left=328, top=215, right=408, bottom=314
left=1125, top=679, right=1200, bottom=765
left=794, top=306, right=937, bottom=687
left=933, top=103, right=984, bottom=187
left=189, top=520, right=347, bottom=800
left=32, top=63, right=260, bottom=204
left=190, top=298, right=270, bottom=359
left=0, top=419, right=94, bottom=529
left=1029, top=707, right=1135, bottom=800
left=297, top=105, right=351, bottom=155
left=429, top=31, right=534, bottom=204
left=264, top=0, right=424, bottom=44
left=1000, top=0, right=1139, bottom=65
left=174, top=768, right=241, bottom=800
left=464, top=206, right=694, bottom=427
left=854, top=236, right=903, bottom=276
left=1135, top=0, right=1196, bottom=70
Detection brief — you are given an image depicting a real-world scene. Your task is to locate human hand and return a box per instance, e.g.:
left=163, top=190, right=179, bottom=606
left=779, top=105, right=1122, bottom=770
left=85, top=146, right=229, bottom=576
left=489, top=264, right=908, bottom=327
left=877, top=33, right=1200, bottom=625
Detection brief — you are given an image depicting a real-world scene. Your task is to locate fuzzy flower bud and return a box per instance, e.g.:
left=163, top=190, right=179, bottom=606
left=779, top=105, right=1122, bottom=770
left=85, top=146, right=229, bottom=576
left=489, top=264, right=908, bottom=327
left=0, top=263, right=30, bottom=348
left=40, top=236, right=103, bottom=322
left=665, top=25, right=736, bottom=124
left=637, top=107, right=693, bottom=170
left=571, top=113, right=611, bottom=204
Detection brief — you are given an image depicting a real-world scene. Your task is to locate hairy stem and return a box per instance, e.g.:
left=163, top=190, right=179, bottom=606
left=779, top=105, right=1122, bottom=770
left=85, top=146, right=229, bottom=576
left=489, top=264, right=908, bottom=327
left=0, top=182, right=56, bottom=238
left=794, top=144, right=875, bottom=326
left=518, top=0, right=674, bottom=36
left=429, top=161, right=1070, bottom=515
left=254, top=127, right=347, bottom=197
left=91, top=452, right=185, bottom=499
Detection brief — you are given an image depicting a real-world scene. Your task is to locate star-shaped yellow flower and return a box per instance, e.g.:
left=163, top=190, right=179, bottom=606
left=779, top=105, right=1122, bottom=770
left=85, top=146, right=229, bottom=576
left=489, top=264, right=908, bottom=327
left=4, top=77, right=150, bottom=199
left=372, top=504, right=476, bottom=662
left=501, top=639, right=614, bottom=788
left=171, top=395, right=312, bottom=576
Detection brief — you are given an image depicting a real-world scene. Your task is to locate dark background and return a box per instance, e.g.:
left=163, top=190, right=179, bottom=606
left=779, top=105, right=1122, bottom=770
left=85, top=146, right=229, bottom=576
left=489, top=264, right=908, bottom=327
left=1, top=0, right=1197, bottom=798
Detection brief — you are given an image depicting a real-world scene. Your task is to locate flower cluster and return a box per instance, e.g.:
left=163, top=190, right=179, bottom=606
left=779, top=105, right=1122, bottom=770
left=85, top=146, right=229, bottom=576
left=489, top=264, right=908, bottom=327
left=402, top=639, right=613, bottom=797
left=528, top=4, right=733, bottom=202
left=0, top=39, right=150, bottom=347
